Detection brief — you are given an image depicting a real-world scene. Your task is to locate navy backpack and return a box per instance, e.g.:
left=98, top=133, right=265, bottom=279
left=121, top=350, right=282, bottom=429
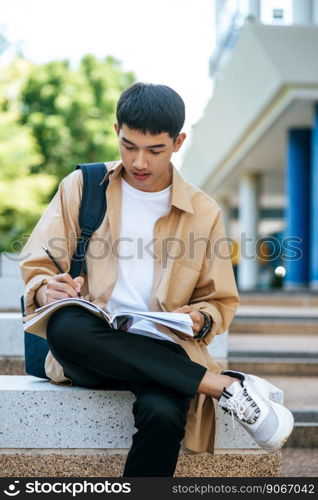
left=21, top=162, right=109, bottom=379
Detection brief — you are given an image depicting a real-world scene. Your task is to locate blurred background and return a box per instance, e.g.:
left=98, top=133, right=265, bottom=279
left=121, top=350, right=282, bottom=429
left=0, top=0, right=213, bottom=253
left=1, top=0, right=318, bottom=293
left=181, top=0, right=318, bottom=292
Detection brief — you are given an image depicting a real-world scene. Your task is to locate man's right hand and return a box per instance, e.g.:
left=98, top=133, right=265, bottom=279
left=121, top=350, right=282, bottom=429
left=36, top=274, right=84, bottom=306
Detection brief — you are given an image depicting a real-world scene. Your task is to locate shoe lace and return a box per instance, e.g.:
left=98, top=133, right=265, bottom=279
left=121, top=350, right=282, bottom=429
left=226, top=387, right=260, bottom=429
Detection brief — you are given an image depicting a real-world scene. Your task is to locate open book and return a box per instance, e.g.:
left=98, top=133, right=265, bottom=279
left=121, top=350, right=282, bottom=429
left=23, top=297, right=194, bottom=340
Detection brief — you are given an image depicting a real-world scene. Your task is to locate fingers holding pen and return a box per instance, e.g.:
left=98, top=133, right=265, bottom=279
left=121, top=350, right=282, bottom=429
left=74, top=276, right=84, bottom=293
left=46, top=273, right=84, bottom=304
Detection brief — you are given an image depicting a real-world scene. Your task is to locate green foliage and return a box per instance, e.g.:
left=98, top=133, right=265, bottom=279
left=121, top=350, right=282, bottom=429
left=0, top=52, right=136, bottom=252
left=0, top=57, right=49, bottom=252
left=0, top=174, right=56, bottom=253
left=20, top=54, right=135, bottom=184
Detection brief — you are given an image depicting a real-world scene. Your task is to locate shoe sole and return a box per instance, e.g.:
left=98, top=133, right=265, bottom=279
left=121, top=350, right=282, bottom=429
left=260, top=399, right=294, bottom=453
left=244, top=399, right=294, bottom=453
left=249, top=377, right=294, bottom=452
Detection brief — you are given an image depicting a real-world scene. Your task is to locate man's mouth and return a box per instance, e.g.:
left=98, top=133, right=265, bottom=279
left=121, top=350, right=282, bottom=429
left=133, top=172, right=150, bottom=181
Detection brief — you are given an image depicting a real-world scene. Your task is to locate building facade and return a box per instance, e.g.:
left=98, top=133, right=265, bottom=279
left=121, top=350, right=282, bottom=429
left=180, top=0, right=318, bottom=291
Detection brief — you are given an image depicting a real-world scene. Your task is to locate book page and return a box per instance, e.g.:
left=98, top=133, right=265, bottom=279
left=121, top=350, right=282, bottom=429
left=34, top=297, right=103, bottom=313
left=128, top=319, right=193, bottom=338
left=112, top=310, right=193, bottom=333
left=24, top=298, right=112, bottom=338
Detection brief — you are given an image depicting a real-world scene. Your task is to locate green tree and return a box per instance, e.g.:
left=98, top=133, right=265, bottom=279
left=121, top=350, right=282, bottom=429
left=20, top=54, right=135, bottom=185
left=0, top=52, right=135, bottom=252
left=0, top=57, right=56, bottom=252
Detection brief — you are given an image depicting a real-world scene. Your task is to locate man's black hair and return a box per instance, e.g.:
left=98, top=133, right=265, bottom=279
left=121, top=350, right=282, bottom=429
left=116, top=82, right=185, bottom=141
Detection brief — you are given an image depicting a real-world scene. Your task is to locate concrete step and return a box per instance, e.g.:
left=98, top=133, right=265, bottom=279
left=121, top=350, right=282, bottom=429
left=253, top=376, right=318, bottom=448
left=0, top=358, right=25, bottom=375
left=0, top=253, right=22, bottom=277
left=230, top=320, right=318, bottom=335
left=229, top=334, right=318, bottom=354
left=232, top=305, right=318, bottom=334
left=0, top=313, right=24, bottom=356
left=285, top=410, right=318, bottom=448
left=239, top=291, right=318, bottom=308
left=263, top=376, right=317, bottom=411
left=0, top=277, right=24, bottom=312
left=0, top=252, right=25, bottom=312
left=226, top=370, right=318, bottom=448
left=0, top=312, right=26, bottom=375
left=236, top=305, right=318, bottom=319
left=228, top=334, right=318, bottom=375
left=0, top=375, right=283, bottom=477
left=281, top=448, right=318, bottom=477
left=228, top=358, right=318, bottom=376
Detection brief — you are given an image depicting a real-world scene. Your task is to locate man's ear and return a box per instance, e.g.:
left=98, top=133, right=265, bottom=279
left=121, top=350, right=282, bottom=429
left=174, top=132, right=186, bottom=152
left=114, top=122, right=119, bottom=135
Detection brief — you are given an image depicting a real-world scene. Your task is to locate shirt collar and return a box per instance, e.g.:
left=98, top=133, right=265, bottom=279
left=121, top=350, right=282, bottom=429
left=100, top=160, right=194, bottom=214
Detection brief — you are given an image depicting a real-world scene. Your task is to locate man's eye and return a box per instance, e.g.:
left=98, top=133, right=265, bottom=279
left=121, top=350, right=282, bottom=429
left=123, top=144, right=161, bottom=154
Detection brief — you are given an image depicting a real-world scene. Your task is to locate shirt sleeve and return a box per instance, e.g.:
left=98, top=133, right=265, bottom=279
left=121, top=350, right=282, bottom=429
left=19, top=170, right=83, bottom=316
left=188, top=208, right=240, bottom=346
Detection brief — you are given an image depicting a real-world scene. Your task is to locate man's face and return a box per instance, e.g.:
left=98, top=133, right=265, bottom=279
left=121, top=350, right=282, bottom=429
left=114, top=123, right=186, bottom=192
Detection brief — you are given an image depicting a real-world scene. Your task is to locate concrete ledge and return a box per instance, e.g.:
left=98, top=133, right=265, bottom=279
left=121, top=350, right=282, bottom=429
left=0, top=313, right=24, bottom=356
left=0, top=253, right=22, bottom=278
left=228, top=359, right=318, bottom=376
left=231, top=320, right=318, bottom=335
left=0, top=278, right=24, bottom=311
left=0, top=449, right=281, bottom=477
left=286, top=423, right=318, bottom=448
left=0, top=376, right=283, bottom=450
left=0, top=377, right=136, bottom=449
left=239, top=292, right=318, bottom=308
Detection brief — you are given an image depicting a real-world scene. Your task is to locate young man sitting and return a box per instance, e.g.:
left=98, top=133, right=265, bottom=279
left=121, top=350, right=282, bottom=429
left=20, top=82, right=294, bottom=477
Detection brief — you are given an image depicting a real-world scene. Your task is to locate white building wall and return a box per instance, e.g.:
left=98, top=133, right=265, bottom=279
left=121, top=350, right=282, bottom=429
left=292, top=0, right=313, bottom=24
left=248, top=0, right=261, bottom=21
left=313, top=0, right=318, bottom=23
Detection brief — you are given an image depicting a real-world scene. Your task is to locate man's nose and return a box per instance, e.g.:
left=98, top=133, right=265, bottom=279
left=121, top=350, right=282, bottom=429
left=132, top=150, right=148, bottom=169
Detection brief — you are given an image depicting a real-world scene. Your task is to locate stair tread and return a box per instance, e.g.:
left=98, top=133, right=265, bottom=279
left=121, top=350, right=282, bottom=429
left=254, top=376, right=318, bottom=410
left=229, top=334, right=318, bottom=352
left=237, top=306, right=318, bottom=316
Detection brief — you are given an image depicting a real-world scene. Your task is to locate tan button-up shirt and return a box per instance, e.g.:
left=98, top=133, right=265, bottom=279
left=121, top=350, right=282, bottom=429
left=20, top=160, right=239, bottom=454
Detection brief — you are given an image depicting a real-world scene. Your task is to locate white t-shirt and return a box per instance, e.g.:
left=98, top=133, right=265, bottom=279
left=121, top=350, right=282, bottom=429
left=106, top=177, right=176, bottom=343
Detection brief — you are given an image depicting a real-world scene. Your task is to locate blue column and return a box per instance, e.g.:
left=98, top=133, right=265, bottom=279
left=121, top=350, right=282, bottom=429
left=284, top=129, right=311, bottom=288
left=310, top=104, right=318, bottom=288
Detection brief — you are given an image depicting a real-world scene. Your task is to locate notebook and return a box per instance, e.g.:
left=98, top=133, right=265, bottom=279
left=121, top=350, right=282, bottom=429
left=23, top=297, right=194, bottom=339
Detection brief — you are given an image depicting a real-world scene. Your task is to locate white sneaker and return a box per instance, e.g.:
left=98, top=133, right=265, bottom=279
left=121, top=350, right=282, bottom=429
left=218, top=370, right=294, bottom=453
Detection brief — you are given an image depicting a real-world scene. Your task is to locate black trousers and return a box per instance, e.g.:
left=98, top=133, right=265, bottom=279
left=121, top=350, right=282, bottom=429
left=46, top=305, right=207, bottom=477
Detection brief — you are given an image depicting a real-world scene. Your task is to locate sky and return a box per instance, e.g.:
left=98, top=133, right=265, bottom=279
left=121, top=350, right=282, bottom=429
left=0, top=0, right=216, bottom=167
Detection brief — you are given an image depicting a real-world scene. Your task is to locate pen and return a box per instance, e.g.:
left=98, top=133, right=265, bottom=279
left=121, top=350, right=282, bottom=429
left=42, top=244, right=81, bottom=297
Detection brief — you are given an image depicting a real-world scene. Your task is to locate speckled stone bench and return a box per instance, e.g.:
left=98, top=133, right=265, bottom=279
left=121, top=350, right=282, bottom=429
left=0, top=375, right=282, bottom=477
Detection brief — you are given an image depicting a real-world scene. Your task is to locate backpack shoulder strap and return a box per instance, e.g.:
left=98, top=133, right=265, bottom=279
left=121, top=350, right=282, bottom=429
left=69, top=162, right=109, bottom=278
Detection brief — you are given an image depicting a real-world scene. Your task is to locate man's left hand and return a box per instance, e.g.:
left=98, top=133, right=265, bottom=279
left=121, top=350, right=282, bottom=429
left=170, top=305, right=205, bottom=341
